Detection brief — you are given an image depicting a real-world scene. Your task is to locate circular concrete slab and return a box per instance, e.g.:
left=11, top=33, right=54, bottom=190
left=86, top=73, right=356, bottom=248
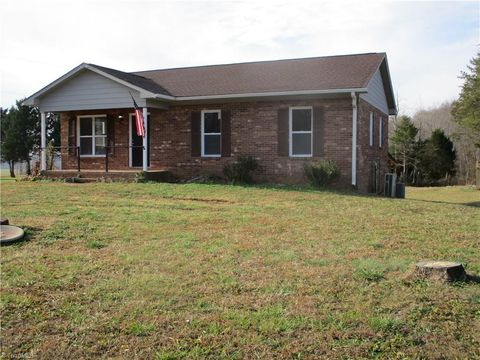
left=0, top=225, right=25, bottom=245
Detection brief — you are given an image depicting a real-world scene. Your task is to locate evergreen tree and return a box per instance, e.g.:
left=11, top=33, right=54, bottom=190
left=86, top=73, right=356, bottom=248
left=0, top=100, right=59, bottom=177
left=418, top=129, right=456, bottom=184
left=390, top=115, right=419, bottom=182
left=451, top=53, right=480, bottom=148
left=1, top=107, right=17, bottom=177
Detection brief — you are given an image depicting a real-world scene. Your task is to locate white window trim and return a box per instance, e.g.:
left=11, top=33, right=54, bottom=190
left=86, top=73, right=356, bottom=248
left=369, top=112, right=374, bottom=147
left=201, top=109, right=222, bottom=157
left=128, top=112, right=150, bottom=168
left=77, top=114, right=107, bottom=157
left=378, top=116, right=383, bottom=148
left=289, top=106, right=313, bottom=157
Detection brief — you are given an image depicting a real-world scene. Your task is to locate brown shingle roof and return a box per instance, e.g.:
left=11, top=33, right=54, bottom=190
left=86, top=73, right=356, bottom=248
left=88, top=64, right=172, bottom=96
left=132, top=53, right=385, bottom=97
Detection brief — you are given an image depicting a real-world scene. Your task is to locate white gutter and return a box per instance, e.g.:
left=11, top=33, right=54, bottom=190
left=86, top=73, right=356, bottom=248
left=351, top=91, right=358, bottom=188
left=165, top=87, right=368, bottom=101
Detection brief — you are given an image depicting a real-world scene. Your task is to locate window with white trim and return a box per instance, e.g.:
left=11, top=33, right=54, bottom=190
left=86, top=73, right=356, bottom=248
left=78, top=116, right=107, bottom=156
left=289, top=107, right=313, bottom=157
left=378, top=116, right=383, bottom=148
left=201, top=110, right=221, bottom=157
left=369, top=112, right=374, bottom=147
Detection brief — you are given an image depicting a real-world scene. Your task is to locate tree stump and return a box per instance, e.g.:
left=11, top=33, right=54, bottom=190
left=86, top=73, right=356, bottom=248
left=415, top=261, right=467, bottom=282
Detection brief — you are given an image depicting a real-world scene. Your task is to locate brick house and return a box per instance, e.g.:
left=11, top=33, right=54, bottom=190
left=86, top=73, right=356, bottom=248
left=24, top=53, right=396, bottom=192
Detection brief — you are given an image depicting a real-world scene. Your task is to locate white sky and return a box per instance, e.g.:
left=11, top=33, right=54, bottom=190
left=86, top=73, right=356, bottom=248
left=0, top=0, right=478, bottom=115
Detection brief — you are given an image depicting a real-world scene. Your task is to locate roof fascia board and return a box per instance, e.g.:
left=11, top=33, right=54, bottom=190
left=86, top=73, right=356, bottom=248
left=156, top=88, right=368, bottom=102
left=381, top=56, right=397, bottom=114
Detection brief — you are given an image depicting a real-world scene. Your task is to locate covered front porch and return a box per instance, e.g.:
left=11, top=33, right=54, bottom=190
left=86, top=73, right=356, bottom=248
left=54, top=108, right=152, bottom=173
left=23, top=63, right=171, bottom=174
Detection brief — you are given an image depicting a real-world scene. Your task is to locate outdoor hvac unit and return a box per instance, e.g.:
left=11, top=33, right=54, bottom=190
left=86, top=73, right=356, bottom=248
left=384, top=173, right=397, bottom=197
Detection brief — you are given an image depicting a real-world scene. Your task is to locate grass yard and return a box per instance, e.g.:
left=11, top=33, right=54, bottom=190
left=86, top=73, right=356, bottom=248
left=1, top=182, right=479, bottom=359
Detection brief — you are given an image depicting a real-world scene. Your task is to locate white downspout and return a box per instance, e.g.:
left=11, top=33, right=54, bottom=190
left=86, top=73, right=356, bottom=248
left=351, top=92, right=357, bottom=188
left=40, top=112, right=47, bottom=172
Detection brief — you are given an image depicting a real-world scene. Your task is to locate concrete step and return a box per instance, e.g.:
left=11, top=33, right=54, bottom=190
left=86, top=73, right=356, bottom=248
left=45, top=170, right=173, bottom=182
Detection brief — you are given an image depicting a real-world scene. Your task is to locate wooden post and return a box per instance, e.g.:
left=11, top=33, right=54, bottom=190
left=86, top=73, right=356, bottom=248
left=105, top=147, right=109, bottom=173
left=77, top=146, right=80, bottom=172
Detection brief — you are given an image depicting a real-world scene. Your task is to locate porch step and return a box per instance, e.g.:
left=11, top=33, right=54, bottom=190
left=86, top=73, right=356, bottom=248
left=143, top=170, right=176, bottom=183
left=72, top=177, right=97, bottom=183
left=45, top=170, right=139, bottom=182
left=44, top=170, right=174, bottom=183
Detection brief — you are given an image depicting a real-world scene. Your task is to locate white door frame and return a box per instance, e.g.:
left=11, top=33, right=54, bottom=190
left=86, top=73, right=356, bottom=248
left=128, top=114, right=134, bottom=167
left=128, top=113, right=150, bottom=168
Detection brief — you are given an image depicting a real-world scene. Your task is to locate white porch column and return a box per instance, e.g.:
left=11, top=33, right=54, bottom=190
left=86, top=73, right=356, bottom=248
left=351, top=92, right=357, bottom=188
left=40, top=112, right=47, bottom=171
left=142, top=107, right=148, bottom=172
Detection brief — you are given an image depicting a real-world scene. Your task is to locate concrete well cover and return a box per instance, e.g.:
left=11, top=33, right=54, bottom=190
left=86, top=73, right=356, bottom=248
left=0, top=225, right=25, bottom=244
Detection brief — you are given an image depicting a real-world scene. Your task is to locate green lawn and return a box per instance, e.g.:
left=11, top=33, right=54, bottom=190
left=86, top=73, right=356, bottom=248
left=1, top=182, right=479, bottom=359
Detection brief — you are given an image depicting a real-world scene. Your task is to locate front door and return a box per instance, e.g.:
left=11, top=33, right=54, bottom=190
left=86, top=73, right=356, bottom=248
left=130, top=114, right=150, bottom=168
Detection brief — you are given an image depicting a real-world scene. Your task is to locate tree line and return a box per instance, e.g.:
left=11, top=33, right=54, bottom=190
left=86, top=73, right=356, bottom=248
left=390, top=52, right=479, bottom=186
left=0, top=100, right=59, bottom=177
left=390, top=116, right=456, bottom=185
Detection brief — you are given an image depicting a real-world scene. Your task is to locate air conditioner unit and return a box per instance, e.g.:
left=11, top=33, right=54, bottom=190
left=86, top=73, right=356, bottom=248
left=384, top=173, right=396, bottom=197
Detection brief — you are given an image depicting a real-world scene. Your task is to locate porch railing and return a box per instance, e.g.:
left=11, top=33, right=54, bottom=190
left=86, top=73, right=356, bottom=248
left=39, top=145, right=145, bottom=173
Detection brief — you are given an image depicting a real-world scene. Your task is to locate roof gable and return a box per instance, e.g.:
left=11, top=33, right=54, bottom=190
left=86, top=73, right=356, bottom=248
left=360, top=69, right=389, bottom=114
left=37, top=68, right=148, bottom=112
left=23, top=63, right=166, bottom=106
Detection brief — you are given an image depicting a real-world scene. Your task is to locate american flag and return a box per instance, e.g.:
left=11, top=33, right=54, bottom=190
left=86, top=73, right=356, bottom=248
left=130, top=95, right=145, bottom=137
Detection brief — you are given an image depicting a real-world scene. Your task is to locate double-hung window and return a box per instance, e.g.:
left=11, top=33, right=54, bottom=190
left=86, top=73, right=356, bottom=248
left=378, top=116, right=383, bottom=148
left=369, top=112, right=374, bottom=147
left=289, top=107, right=312, bottom=157
left=78, top=115, right=107, bottom=156
left=201, top=110, right=221, bottom=157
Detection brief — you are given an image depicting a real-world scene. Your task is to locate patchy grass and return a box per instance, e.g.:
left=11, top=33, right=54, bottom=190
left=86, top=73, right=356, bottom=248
left=1, top=182, right=479, bottom=359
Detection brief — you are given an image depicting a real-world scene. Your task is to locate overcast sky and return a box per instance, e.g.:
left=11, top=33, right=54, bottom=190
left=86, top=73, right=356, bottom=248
left=0, top=0, right=478, bottom=115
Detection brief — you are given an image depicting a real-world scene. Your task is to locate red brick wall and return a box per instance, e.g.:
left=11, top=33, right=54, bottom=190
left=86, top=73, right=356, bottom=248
left=59, top=97, right=389, bottom=192
left=60, top=109, right=131, bottom=171
left=356, top=98, right=389, bottom=193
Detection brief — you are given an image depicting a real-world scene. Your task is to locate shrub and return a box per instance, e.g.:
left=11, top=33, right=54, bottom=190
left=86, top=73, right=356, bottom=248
left=223, top=156, right=260, bottom=184
left=135, top=171, right=147, bottom=183
left=304, top=160, right=340, bottom=187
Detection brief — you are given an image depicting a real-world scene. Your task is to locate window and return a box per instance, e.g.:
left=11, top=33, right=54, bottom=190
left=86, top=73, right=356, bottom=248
left=378, top=116, right=383, bottom=148
left=369, top=112, right=374, bottom=147
left=289, top=107, right=312, bottom=157
left=201, top=110, right=221, bottom=157
left=78, top=116, right=107, bottom=156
